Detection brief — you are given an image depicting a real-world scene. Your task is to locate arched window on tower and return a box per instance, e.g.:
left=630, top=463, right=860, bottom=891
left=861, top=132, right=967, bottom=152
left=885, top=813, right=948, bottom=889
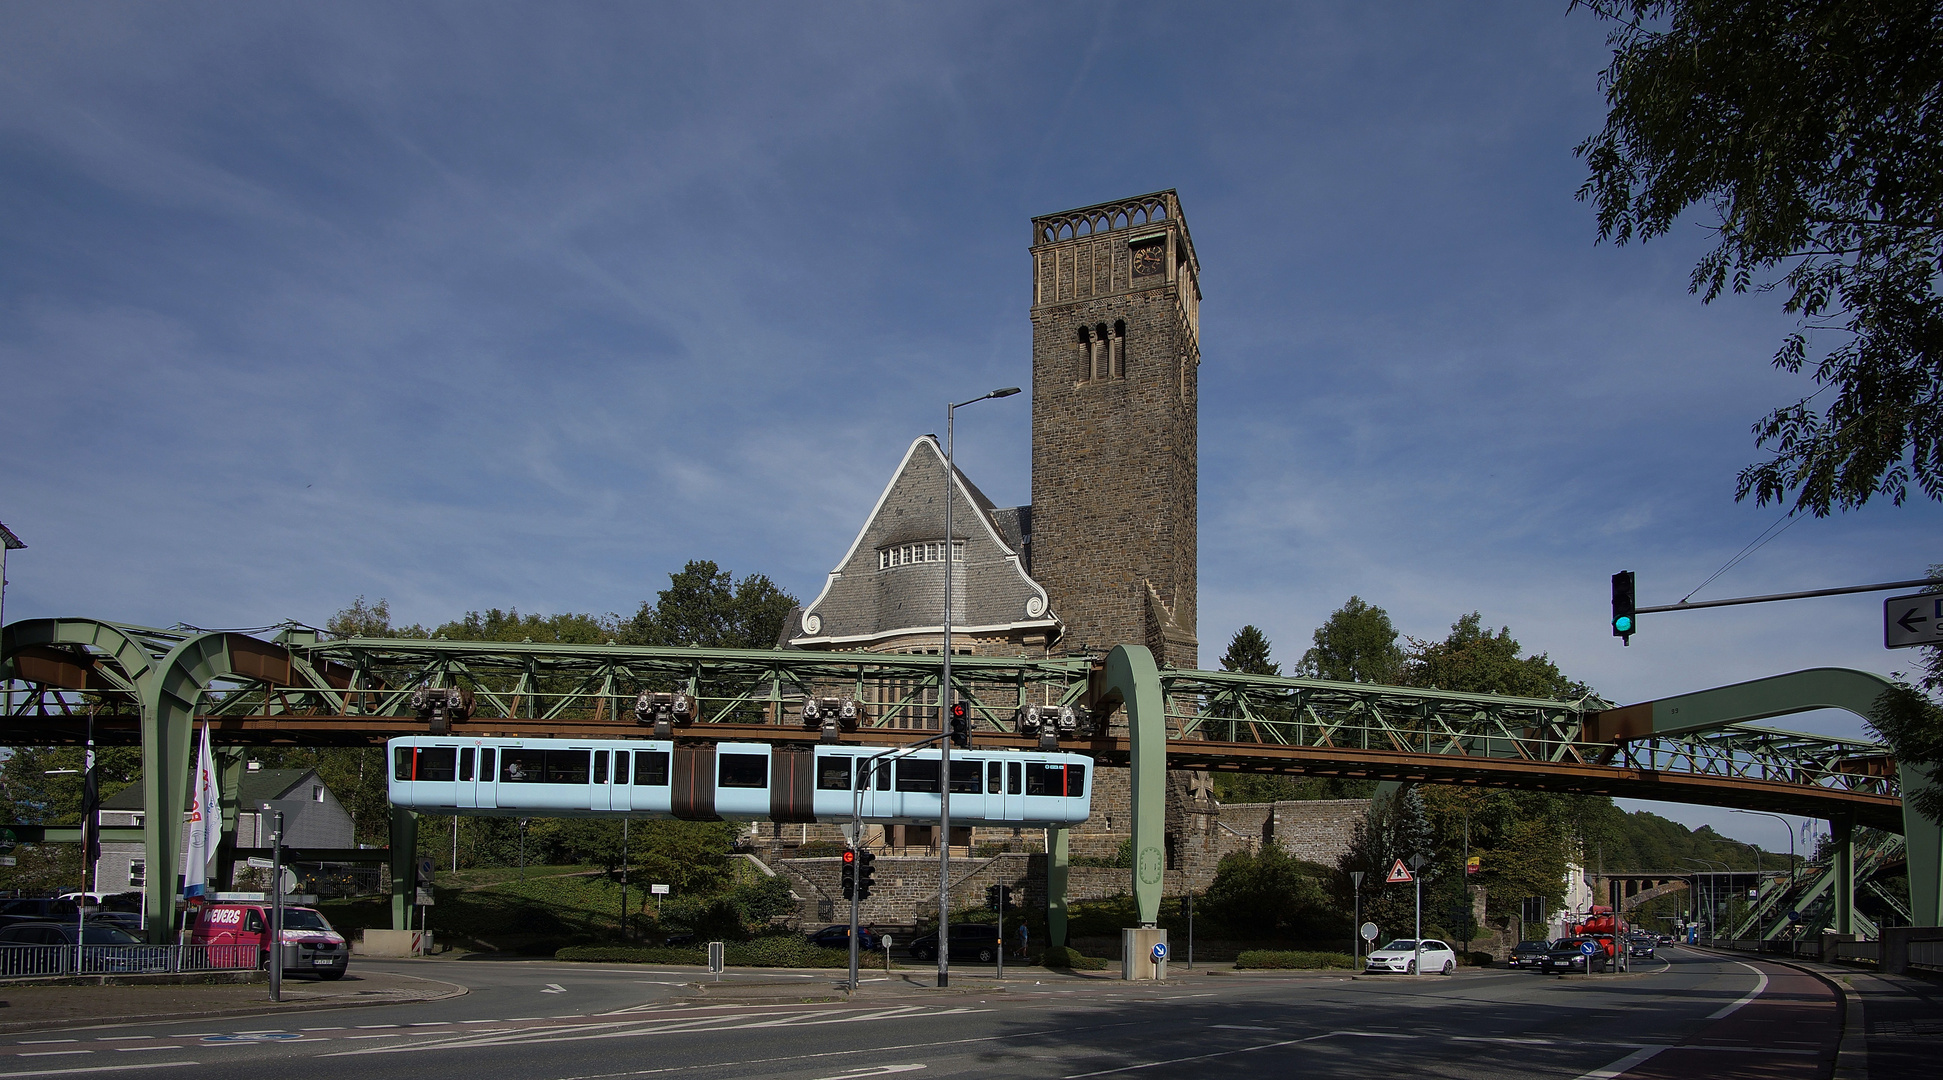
left=1094, top=323, right=1110, bottom=380
left=1077, top=325, right=1093, bottom=380
left=1111, top=320, right=1126, bottom=378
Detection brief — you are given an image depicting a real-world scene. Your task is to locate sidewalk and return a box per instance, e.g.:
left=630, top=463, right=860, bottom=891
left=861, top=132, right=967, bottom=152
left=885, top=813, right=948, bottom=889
left=0, top=969, right=467, bottom=1034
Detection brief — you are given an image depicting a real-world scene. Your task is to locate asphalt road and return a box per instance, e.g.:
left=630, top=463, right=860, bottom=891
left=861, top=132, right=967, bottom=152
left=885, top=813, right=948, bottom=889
left=0, top=947, right=1840, bottom=1080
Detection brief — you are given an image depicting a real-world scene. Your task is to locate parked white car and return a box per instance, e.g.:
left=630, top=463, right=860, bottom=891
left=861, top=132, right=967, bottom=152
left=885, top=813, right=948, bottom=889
left=1364, top=938, right=1457, bottom=975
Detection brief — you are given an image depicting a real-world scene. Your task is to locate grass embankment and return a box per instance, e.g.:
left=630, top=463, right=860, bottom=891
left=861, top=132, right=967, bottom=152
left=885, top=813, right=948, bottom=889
left=320, top=864, right=665, bottom=955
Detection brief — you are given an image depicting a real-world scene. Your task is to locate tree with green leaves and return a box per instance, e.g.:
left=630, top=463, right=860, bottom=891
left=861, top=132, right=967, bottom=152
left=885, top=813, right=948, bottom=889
left=0, top=746, right=140, bottom=895
left=618, top=561, right=798, bottom=649
left=1404, top=613, right=1592, bottom=701
left=1220, top=625, right=1280, bottom=676
left=1201, top=843, right=1335, bottom=939
left=1575, top=1, right=1943, bottom=516
left=1298, top=596, right=1405, bottom=684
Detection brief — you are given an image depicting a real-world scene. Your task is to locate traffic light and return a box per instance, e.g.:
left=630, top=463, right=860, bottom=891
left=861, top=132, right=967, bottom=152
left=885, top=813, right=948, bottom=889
left=1611, top=570, right=1636, bottom=645
left=985, top=883, right=1013, bottom=911
left=948, top=700, right=971, bottom=748
left=841, top=848, right=857, bottom=899
left=855, top=849, right=877, bottom=900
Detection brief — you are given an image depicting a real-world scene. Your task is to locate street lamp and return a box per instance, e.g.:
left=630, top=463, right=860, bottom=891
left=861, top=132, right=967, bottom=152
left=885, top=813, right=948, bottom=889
left=1730, top=809, right=1798, bottom=888
left=938, top=385, right=1021, bottom=989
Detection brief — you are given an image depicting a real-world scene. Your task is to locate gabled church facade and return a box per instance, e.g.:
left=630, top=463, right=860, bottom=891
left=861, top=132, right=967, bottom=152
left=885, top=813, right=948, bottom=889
left=789, top=435, right=1059, bottom=656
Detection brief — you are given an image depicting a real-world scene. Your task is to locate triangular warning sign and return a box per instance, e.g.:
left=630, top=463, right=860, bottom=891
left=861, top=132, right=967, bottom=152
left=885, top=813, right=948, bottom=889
left=1386, top=859, right=1413, bottom=883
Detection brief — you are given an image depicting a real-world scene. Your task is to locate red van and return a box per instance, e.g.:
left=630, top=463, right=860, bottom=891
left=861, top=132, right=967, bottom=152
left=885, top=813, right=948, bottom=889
left=189, top=903, right=349, bottom=980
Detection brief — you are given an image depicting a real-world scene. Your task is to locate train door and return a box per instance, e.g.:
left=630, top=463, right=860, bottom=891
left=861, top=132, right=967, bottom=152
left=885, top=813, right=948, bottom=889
left=454, top=745, right=480, bottom=809
left=631, top=747, right=672, bottom=814
left=590, top=750, right=613, bottom=812
left=987, top=757, right=1019, bottom=822
left=474, top=745, right=499, bottom=810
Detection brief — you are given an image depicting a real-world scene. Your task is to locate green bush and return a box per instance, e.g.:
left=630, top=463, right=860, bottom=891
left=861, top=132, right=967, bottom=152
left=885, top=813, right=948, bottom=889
left=1233, top=950, right=1356, bottom=970
left=725, top=935, right=852, bottom=968
left=556, top=945, right=707, bottom=964
left=1039, top=945, right=1110, bottom=970
left=555, top=936, right=853, bottom=968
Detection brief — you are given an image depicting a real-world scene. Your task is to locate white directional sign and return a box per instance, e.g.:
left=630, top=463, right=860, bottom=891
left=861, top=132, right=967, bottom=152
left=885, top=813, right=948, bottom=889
left=1885, top=593, right=1943, bottom=648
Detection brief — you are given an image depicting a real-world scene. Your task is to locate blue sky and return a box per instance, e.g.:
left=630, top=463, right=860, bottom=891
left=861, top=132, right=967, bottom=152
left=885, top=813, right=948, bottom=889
left=3, top=2, right=1933, bottom=856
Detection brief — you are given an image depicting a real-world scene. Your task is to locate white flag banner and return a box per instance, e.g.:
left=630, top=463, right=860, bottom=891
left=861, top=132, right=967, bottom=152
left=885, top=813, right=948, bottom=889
left=183, top=722, right=220, bottom=897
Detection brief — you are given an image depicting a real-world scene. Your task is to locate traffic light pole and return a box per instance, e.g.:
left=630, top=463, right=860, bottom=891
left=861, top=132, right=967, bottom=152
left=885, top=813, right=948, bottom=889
left=847, top=735, right=950, bottom=992
left=1612, top=572, right=1943, bottom=643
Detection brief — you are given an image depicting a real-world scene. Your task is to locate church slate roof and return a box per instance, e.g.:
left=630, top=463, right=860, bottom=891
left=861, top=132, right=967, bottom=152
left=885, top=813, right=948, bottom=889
left=792, top=436, right=1058, bottom=649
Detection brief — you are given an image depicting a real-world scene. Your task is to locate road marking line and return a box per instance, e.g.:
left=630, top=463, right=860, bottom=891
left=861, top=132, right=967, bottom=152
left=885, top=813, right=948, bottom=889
left=543, top=1023, right=1131, bottom=1080
left=1707, top=963, right=1770, bottom=1020
left=0, top=1064, right=199, bottom=1079
left=91, top=1040, right=147, bottom=1044
left=460, top=1020, right=498, bottom=1024
left=18, top=1055, right=90, bottom=1060
left=1062, top=1034, right=1333, bottom=1077
left=354, top=1026, right=397, bottom=1030
left=1209, top=1026, right=1276, bottom=1031
left=110, top=1050, right=179, bottom=1055
left=1573, top=1046, right=1666, bottom=1080
left=15, top=1044, right=76, bottom=1048
left=810, top=1067, right=925, bottom=1080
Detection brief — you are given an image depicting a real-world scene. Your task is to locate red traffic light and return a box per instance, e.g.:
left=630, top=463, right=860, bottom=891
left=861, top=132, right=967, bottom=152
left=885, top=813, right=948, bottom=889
left=842, top=849, right=856, bottom=865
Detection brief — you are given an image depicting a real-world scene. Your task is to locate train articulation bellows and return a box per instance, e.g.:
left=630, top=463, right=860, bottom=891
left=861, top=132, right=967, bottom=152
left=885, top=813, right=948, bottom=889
left=386, top=736, right=1094, bottom=826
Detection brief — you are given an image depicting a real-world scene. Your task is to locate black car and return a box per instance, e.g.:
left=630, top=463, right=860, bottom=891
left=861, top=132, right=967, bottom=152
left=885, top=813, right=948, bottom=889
left=906, top=923, right=1005, bottom=963
left=1541, top=937, right=1612, bottom=974
left=1507, top=940, right=1551, bottom=969
left=1627, top=935, right=1656, bottom=958
left=806, top=925, right=882, bottom=951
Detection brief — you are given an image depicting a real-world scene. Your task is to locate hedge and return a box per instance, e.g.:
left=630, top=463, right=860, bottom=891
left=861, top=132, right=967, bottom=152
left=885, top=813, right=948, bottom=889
left=1039, top=945, right=1110, bottom=970
left=553, top=938, right=854, bottom=968
left=1232, top=950, right=1356, bottom=970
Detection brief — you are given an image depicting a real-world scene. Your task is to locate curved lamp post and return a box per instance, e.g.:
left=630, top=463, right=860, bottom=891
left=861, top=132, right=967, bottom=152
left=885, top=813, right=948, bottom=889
left=938, top=386, right=1020, bottom=988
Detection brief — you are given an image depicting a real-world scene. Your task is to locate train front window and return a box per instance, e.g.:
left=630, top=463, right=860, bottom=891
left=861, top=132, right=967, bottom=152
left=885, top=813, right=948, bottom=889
left=817, top=756, right=853, bottom=791
left=635, top=751, right=670, bottom=786
left=1025, top=762, right=1080, bottom=796
left=950, top=760, right=982, bottom=794
left=897, top=759, right=940, bottom=793
left=393, top=747, right=413, bottom=781
left=416, top=748, right=457, bottom=782
left=719, top=754, right=768, bottom=788
left=459, top=747, right=474, bottom=782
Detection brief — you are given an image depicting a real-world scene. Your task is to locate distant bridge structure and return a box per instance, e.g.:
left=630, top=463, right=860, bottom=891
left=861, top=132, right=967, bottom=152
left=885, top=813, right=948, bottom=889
left=2, top=619, right=1932, bottom=943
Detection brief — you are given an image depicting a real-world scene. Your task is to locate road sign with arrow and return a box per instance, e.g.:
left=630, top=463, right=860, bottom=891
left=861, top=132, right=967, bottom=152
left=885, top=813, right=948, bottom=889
left=1885, top=593, right=1943, bottom=649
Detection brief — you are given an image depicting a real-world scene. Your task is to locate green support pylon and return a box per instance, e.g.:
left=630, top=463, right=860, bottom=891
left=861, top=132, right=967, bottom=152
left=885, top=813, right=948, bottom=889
left=390, top=805, right=419, bottom=931
left=1097, top=644, right=1167, bottom=928
left=1831, top=816, right=1855, bottom=935
left=1046, top=828, right=1069, bottom=948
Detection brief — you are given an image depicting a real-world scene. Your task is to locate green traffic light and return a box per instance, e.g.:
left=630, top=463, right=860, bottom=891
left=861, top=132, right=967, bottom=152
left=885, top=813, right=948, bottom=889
left=1613, top=615, right=1634, bottom=634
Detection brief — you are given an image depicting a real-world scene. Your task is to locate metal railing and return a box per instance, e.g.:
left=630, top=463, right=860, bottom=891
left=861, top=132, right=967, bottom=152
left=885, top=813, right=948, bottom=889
left=0, top=943, right=262, bottom=979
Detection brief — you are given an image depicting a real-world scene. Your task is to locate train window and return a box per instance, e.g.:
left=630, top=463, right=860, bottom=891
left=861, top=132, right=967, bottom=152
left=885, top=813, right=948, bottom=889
left=1067, top=763, right=1086, bottom=796
left=875, top=760, right=892, bottom=790
left=635, top=751, right=670, bottom=786
left=719, top=754, right=768, bottom=788
left=950, top=760, right=982, bottom=794
left=502, top=749, right=543, bottom=783
left=897, top=759, right=941, bottom=793
left=987, top=761, right=1002, bottom=793
left=393, top=747, right=413, bottom=781
left=614, top=750, right=630, bottom=785
left=480, top=748, right=495, bottom=777
left=547, top=751, right=591, bottom=784
left=1008, top=761, right=1022, bottom=794
left=816, top=756, right=853, bottom=791
left=459, top=747, right=475, bottom=782
left=593, top=751, right=609, bottom=785
left=1026, top=762, right=1077, bottom=796
left=416, top=747, right=457, bottom=782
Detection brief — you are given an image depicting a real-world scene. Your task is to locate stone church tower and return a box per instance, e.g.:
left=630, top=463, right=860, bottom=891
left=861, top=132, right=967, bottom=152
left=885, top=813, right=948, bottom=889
left=1028, top=191, right=1200, bottom=668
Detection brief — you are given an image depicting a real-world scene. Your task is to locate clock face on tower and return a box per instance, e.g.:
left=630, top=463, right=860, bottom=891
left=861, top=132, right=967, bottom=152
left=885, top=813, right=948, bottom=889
left=1131, top=240, right=1165, bottom=278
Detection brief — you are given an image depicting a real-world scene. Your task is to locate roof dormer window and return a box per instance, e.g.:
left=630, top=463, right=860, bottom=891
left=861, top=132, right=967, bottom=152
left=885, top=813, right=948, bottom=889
left=878, top=540, right=965, bottom=570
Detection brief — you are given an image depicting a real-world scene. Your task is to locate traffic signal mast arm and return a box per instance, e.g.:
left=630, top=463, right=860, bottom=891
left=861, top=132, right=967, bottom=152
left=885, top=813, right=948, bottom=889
left=1613, top=574, right=1943, bottom=642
